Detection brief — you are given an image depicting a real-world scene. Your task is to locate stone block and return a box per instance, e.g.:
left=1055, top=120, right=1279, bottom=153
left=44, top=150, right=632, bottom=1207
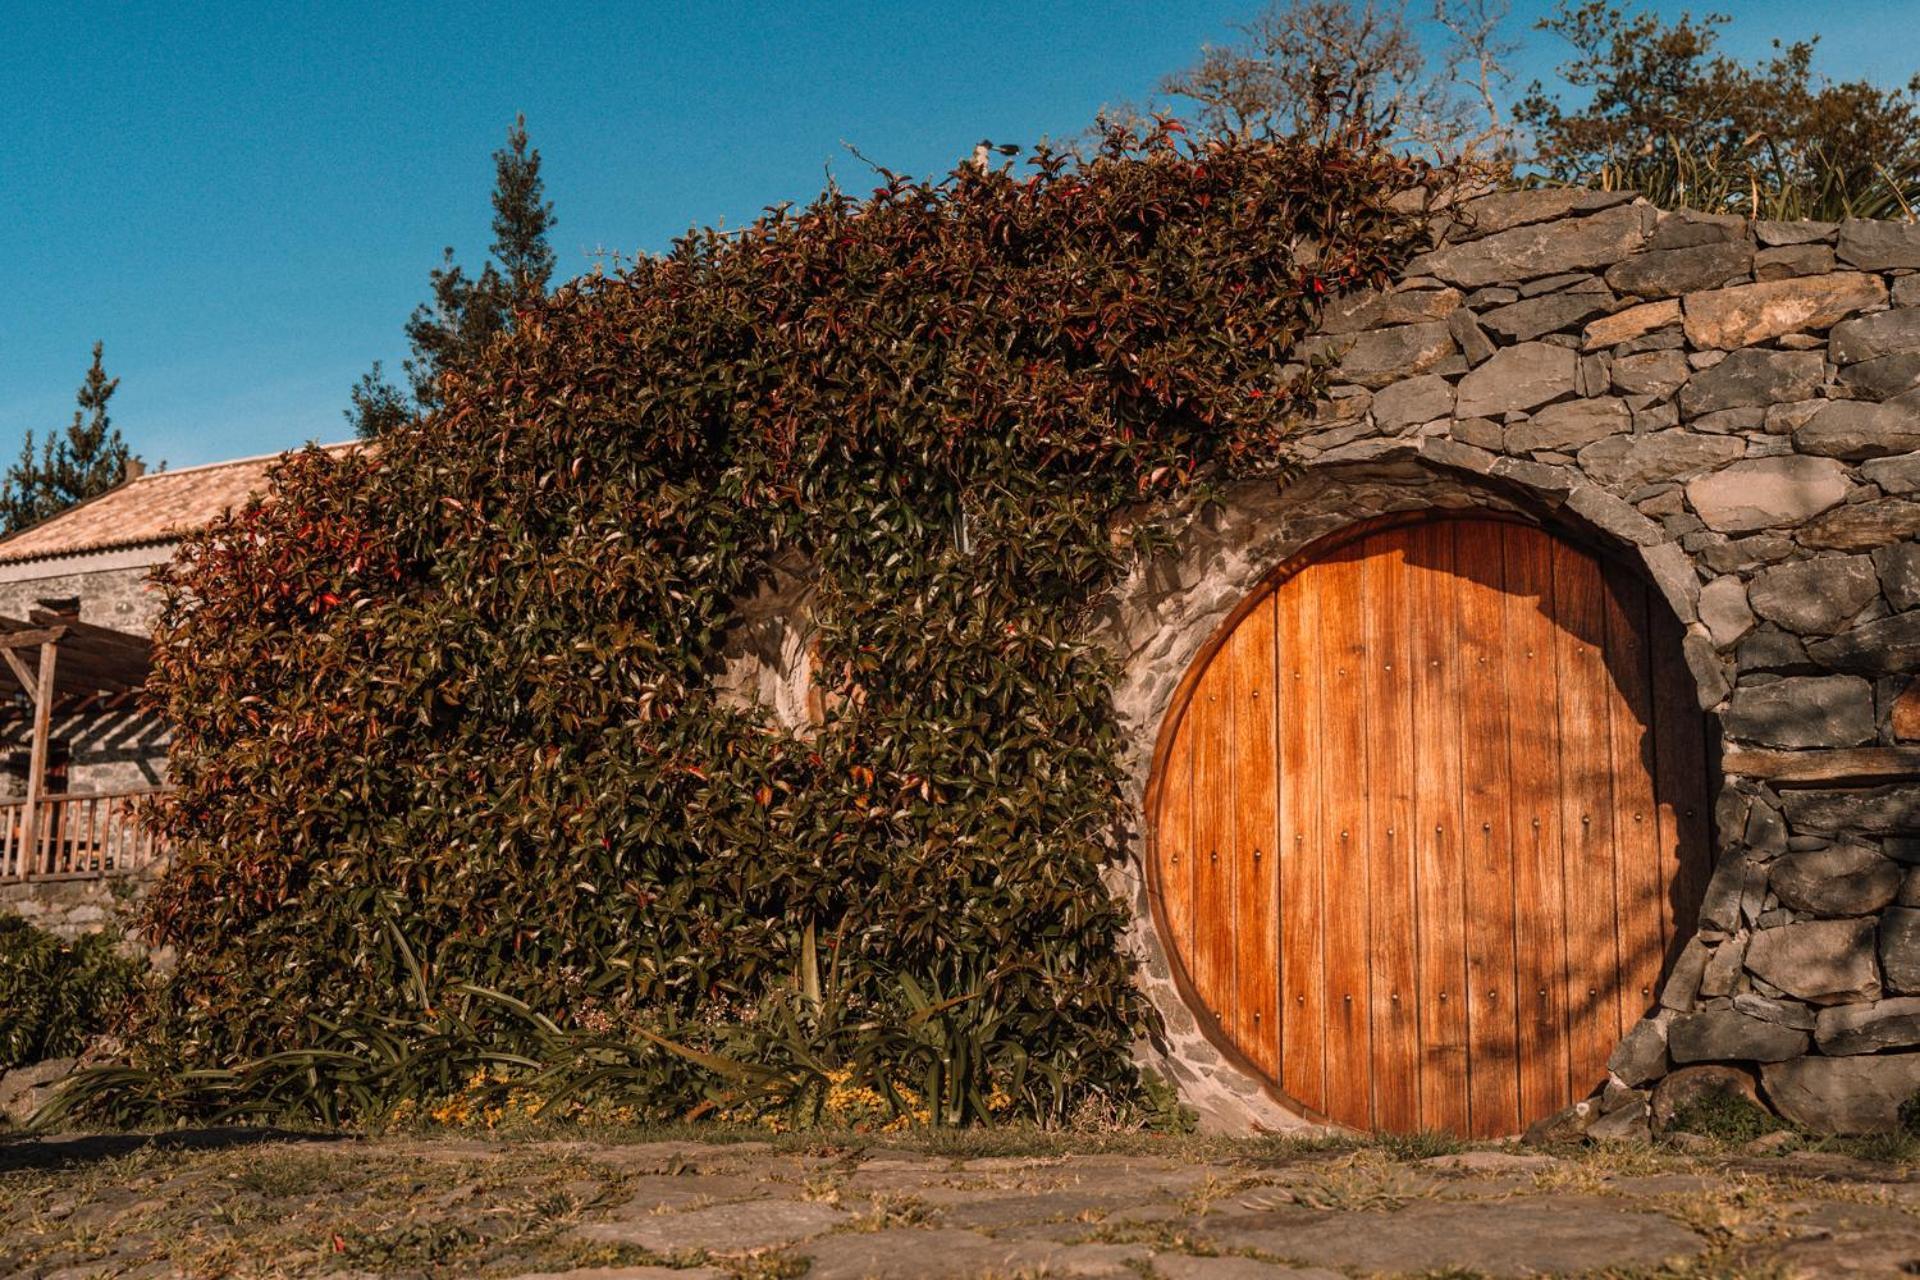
left=1454, top=188, right=1639, bottom=239
left=1412, top=202, right=1655, bottom=287
left=1756, top=220, right=1837, bottom=248
left=1567, top=484, right=1663, bottom=546
left=1584, top=299, right=1681, bottom=351
left=1318, top=285, right=1464, bottom=334
left=1503, top=397, right=1629, bottom=453
left=1754, top=243, right=1834, bottom=280
left=1881, top=907, right=1920, bottom=993
left=1793, top=401, right=1920, bottom=461
left=1897, top=683, right=1920, bottom=742
left=1445, top=306, right=1496, bottom=366
left=1681, top=629, right=1732, bottom=705
left=1610, top=349, right=1691, bottom=398
left=1305, top=323, right=1456, bottom=389
left=1840, top=353, right=1920, bottom=400
left=1736, top=626, right=1810, bottom=673
left=1746, top=796, right=1790, bottom=857
left=1577, top=430, right=1743, bottom=489
left=1629, top=540, right=1694, bottom=624
left=1762, top=1052, right=1920, bottom=1133
left=1371, top=374, right=1455, bottom=429
left=1454, top=342, right=1577, bottom=417
left=1697, top=579, right=1758, bottom=644
left=1682, top=348, right=1827, bottom=417
left=1652, top=209, right=1747, bottom=248
left=1874, top=542, right=1920, bottom=612
left=1669, top=1007, right=1810, bottom=1063
left=1747, top=555, right=1880, bottom=636
left=1743, top=917, right=1882, bottom=1004
left=1608, top=1016, right=1670, bottom=1086
left=1838, top=219, right=1920, bottom=270
left=1769, top=840, right=1902, bottom=916
left=1661, top=935, right=1711, bottom=1012
left=1606, top=240, right=1754, bottom=298
left=1698, top=852, right=1758, bottom=933
left=1722, top=675, right=1875, bottom=748
left=1807, top=611, right=1920, bottom=675
left=1734, top=992, right=1818, bottom=1030
left=1832, top=308, right=1920, bottom=365
left=1452, top=416, right=1503, bottom=450
left=1683, top=273, right=1886, bottom=350
left=1686, top=456, right=1852, bottom=534
left=1782, top=784, right=1920, bottom=837
left=1798, top=499, right=1920, bottom=551
left=1815, top=997, right=1920, bottom=1055
left=1481, top=292, right=1613, bottom=343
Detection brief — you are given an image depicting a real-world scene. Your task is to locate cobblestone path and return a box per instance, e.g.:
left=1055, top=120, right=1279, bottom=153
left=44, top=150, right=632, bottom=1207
left=3, top=1130, right=1919, bottom=1278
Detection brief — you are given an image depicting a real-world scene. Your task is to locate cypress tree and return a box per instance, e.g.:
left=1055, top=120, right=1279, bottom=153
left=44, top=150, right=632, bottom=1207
left=349, top=114, right=557, bottom=437
left=2, top=342, right=138, bottom=535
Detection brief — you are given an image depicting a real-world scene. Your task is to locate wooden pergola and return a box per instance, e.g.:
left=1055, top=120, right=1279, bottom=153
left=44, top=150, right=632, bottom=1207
left=0, top=609, right=156, bottom=879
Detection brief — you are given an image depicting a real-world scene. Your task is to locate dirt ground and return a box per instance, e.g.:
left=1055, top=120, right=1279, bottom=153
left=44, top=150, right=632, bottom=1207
left=2, top=1126, right=1918, bottom=1279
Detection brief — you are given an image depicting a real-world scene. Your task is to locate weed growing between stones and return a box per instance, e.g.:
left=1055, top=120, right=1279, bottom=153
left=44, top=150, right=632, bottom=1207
left=1665, top=1086, right=1790, bottom=1145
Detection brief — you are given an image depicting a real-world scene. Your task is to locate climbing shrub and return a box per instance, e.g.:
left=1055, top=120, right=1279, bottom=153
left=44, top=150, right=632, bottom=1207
left=100, top=124, right=1436, bottom=1128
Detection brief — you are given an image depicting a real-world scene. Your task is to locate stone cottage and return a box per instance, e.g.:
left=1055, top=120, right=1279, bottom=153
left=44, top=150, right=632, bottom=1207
left=0, top=445, right=353, bottom=930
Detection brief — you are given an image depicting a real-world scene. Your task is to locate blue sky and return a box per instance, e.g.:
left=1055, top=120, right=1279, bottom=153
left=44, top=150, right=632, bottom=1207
left=6, top=0, right=1920, bottom=469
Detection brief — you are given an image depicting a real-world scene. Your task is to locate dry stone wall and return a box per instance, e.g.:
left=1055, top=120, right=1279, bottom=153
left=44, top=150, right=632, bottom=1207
left=1105, top=189, right=1920, bottom=1135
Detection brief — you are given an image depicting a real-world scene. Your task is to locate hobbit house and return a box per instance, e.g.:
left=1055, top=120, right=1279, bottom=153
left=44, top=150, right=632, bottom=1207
left=1101, top=190, right=1920, bottom=1137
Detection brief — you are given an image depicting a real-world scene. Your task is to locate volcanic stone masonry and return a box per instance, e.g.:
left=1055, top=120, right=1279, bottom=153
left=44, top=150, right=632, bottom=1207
left=1100, top=188, right=1920, bottom=1135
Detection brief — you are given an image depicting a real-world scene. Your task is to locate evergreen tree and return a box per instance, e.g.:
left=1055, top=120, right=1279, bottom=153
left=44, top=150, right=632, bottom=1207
left=1, top=342, right=138, bottom=535
left=349, top=114, right=557, bottom=438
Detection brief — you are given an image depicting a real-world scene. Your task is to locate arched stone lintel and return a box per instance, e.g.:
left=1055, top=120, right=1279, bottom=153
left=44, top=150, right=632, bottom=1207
left=1102, top=451, right=1714, bottom=1133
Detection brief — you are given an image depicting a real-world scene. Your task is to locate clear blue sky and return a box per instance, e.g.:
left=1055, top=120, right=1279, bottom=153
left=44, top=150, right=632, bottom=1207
left=6, top=0, right=1919, bottom=469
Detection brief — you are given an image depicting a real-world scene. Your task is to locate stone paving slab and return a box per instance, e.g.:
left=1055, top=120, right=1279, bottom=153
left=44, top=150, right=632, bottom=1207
left=574, top=1197, right=848, bottom=1254
left=4, top=1131, right=1920, bottom=1277
left=1202, top=1198, right=1709, bottom=1277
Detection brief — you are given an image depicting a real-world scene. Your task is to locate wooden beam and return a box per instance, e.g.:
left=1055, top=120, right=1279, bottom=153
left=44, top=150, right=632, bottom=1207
left=17, top=641, right=56, bottom=879
left=0, top=626, right=66, bottom=651
left=1722, top=745, right=1920, bottom=787
left=0, top=648, right=35, bottom=701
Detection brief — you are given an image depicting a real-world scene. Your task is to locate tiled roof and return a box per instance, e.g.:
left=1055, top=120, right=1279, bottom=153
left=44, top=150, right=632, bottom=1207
left=0, top=443, right=358, bottom=566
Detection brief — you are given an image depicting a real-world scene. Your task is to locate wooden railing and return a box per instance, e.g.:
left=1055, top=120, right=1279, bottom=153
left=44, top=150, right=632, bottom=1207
left=0, top=788, right=168, bottom=881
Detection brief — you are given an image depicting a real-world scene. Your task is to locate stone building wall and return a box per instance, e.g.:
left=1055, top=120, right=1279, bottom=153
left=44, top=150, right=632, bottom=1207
left=0, top=554, right=170, bottom=930
left=1101, top=189, right=1920, bottom=1135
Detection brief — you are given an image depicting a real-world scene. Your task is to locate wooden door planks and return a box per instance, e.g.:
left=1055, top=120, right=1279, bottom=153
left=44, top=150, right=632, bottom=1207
left=1410, top=520, right=1470, bottom=1134
left=1603, top=568, right=1665, bottom=1029
left=1318, top=545, right=1375, bottom=1129
left=1149, top=515, right=1712, bottom=1136
left=1277, top=564, right=1326, bottom=1114
left=1362, top=531, right=1420, bottom=1133
left=1456, top=524, right=1521, bottom=1139
left=1228, top=596, right=1280, bottom=1079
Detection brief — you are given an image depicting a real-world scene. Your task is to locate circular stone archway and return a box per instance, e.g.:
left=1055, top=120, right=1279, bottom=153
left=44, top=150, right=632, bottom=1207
left=1144, top=512, right=1713, bottom=1137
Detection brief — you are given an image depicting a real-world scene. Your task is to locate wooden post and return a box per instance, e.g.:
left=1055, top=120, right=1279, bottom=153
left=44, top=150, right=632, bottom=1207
left=17, top=641, right=56, bottom=880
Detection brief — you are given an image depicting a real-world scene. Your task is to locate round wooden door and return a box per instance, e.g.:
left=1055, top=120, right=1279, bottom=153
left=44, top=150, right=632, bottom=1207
left=1148, top=515, right=1710, bottom=1137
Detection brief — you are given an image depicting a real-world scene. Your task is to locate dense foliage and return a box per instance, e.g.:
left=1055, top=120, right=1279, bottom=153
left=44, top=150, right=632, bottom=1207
left=1517, top=2, right=1920, bottom=220
left=101, top=126, right=1433, bottom=1128
left=0, top=914, right=145, bottom=1070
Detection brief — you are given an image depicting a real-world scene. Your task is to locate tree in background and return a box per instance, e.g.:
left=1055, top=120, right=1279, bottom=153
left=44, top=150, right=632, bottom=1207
left=348, top=114, right=557, bottom=437
left=1160, top=0, right=1518, bottom=160
left=1517, top=3, right=1920, bottom=219
left=1, top=342, right=138, bottom=535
